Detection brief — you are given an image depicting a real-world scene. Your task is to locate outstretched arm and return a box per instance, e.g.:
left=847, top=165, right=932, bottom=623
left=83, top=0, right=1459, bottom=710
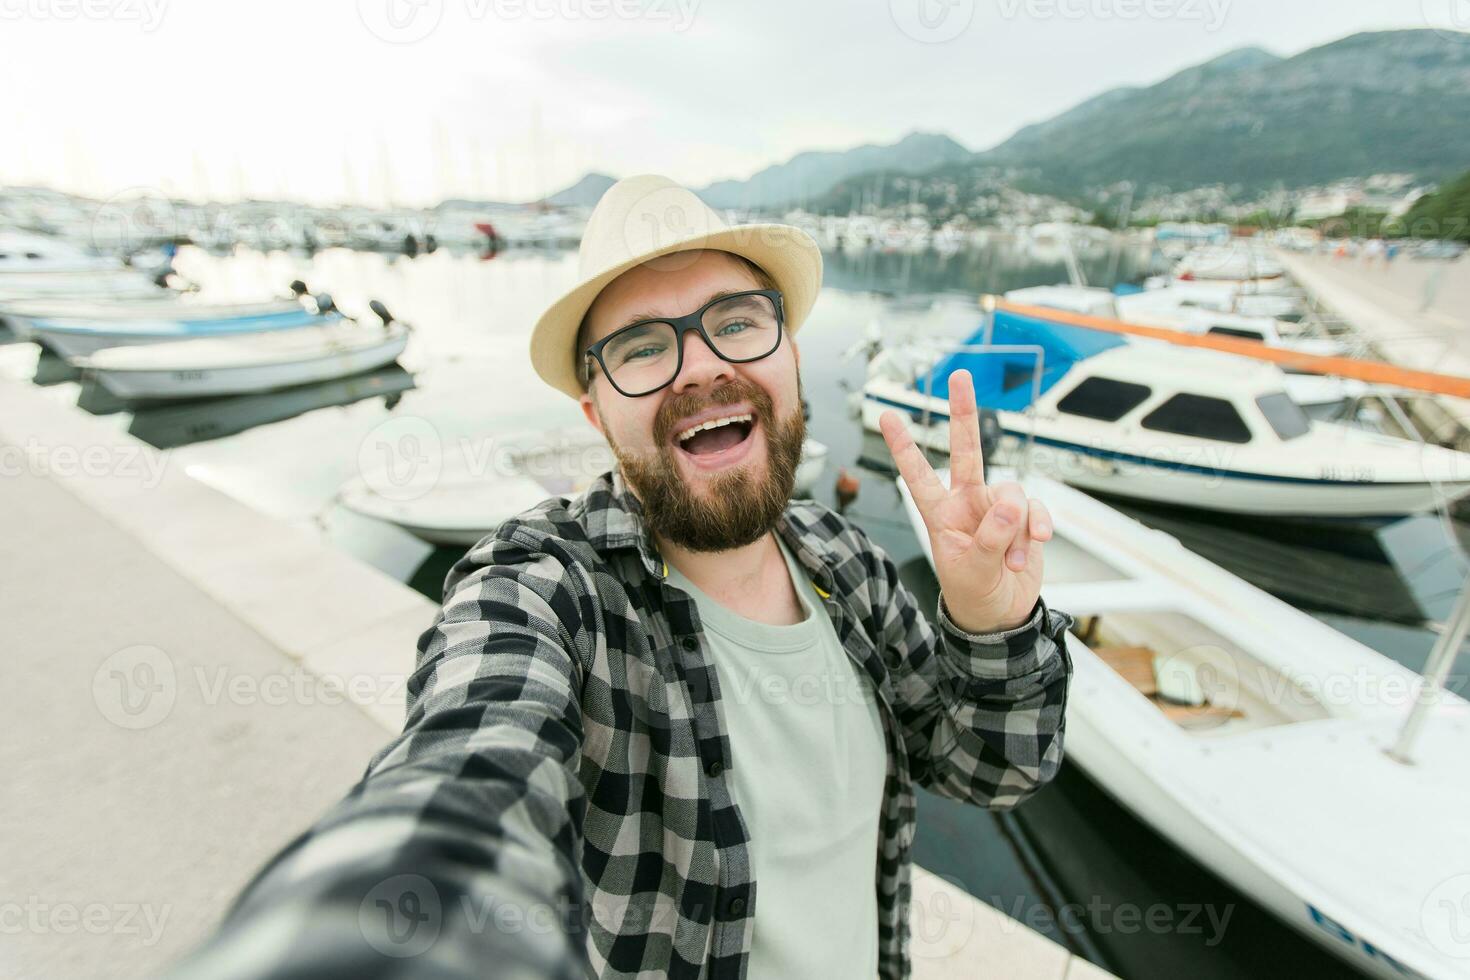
left=166, top=529, right=593, bottom=978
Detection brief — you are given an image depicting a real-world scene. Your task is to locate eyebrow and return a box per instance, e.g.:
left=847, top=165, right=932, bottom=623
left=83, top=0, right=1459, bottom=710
left=613, top=289, right=756, bottom=332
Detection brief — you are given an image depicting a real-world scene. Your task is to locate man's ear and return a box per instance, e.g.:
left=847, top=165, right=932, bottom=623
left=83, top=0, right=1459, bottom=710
left=790, top=334, right=800, bottom=367
left=580, top=390, right=604, bottom=434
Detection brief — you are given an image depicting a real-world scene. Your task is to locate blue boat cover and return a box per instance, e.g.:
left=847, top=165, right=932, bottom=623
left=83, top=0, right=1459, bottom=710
left=916, top=308, right=1126, bottom=411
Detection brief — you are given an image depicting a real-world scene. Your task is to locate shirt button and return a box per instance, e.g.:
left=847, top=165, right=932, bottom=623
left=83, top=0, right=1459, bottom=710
left=706, top=760, right=724, bottom=778
left=727, top=896, right=747, bottom=917
left=681, top=636, right=698, bottom=652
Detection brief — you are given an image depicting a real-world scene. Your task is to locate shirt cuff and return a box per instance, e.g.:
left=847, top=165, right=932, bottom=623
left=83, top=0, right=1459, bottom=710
left=936, top=594, right=1070, bottom=679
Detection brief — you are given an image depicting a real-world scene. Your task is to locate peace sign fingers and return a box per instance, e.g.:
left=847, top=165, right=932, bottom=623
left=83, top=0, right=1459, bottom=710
left=946, top=369, right=987, bottom=492
left=879, top=409, right=946, bottom=522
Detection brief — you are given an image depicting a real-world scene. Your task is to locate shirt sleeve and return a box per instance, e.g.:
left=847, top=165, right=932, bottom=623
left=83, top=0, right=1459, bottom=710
left=164, top=526, right=592, bottom=979
left=863, top=530, right=1074, bottom=811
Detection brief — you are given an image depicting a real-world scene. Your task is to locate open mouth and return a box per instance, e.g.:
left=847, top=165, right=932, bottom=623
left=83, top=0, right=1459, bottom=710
left=674, top=412, right=756, bottom=461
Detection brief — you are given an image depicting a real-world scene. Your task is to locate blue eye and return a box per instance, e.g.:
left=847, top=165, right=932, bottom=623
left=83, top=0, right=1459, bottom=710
left=715, top=320, right=751, bottom=337
left=620, top=344, right=667, bottom=363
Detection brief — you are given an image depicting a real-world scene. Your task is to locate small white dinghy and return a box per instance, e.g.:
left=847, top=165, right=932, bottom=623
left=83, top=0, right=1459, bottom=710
left=899, top=467, right=1470, bottom=980
left=339, top=429, right=617, bottom=546
left=76, top=301, right=410, bottom=401
left=341, top=430, right=831, bottom=546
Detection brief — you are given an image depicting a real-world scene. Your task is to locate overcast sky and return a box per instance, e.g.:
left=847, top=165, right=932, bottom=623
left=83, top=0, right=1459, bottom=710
left=1, top=0, right=1459, bottom=205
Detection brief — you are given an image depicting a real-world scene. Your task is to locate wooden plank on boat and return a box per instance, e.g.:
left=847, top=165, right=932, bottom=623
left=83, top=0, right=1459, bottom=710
left=1094, top=644, right=1159, bottom=696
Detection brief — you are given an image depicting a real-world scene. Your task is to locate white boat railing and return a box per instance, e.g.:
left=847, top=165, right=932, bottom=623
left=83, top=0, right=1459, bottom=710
left=903, top=338, right=1047, bottom=478
left=1387, top=577, right=1470, bottom=765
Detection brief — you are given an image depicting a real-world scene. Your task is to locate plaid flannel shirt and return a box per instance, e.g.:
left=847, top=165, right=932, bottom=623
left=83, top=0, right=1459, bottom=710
left=173, top=468, right=1073, bottom=980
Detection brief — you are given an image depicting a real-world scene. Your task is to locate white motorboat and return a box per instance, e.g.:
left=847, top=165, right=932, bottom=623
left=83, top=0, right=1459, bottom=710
left=1173, top=243, right=1287, bottom=283
left=0, top=267, right=164, bottom=302
left=1105, top=299, right=1367, bottom=415
left=1129, top=279, right=1305, bottom=320
left=793, top=437, right=829, bottom=498
left=340, top=432, right=830, bottom=546
left=1, top=280, right=314, bottom=346
left=911, top=282, right=1355, bottom=418
left=0, top=231, right=122, bottom=274
left=862, top=307, right=1470, bottom=519
left=75, top=312, right=410, bottom=401
left=339, top=428, right=617, bottom=546
left=125, top=364, right=416, bottom=450
left=24, top=306, right=329, bottom=360
left=0, top=295, right=302, bottom=324
left=898, top=467, right=1470, bottom=980
left=1002, top=284, right=1120, bottom=318
left=1004, top=283, right=1321, bottom=354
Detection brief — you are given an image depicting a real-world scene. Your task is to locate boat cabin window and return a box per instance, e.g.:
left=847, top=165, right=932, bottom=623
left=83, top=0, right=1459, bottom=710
left=1140, top=393, right=1252, bottom=443
left=1254, top=391, right=1311, bottom=440
left=1206, top=325, right=1265, bottom=342
left=1002, top=362, right=1040, bottom=393
left=1056, top=376, right=1152, bottom=422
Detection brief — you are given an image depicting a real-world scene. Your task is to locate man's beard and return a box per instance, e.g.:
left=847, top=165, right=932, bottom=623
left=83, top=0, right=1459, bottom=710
left=606, top=378, right=805, bottom=553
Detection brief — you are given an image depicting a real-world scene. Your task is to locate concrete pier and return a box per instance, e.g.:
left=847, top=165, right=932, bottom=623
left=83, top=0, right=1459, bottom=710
left=0, top=374, right=1114, bottom=980
left=1275, top=249, right=1470, bottom=448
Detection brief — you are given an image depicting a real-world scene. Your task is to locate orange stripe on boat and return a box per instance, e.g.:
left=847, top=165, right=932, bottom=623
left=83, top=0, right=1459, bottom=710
left=991, top=298, right=1470, bottom=400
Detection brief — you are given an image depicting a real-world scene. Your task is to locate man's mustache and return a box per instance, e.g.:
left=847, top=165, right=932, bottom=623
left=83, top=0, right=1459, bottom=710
left=653, top=381, right=773, bottom=446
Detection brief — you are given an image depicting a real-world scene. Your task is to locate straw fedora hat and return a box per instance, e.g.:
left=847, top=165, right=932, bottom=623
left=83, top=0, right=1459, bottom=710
left=529, top=174, right=824, bottom=399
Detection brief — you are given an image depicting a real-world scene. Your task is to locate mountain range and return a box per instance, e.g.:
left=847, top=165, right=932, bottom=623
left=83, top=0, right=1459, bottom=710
left=538, top=28, right=1470, bottom=213
left=971, top=30, right=1470, bottom=196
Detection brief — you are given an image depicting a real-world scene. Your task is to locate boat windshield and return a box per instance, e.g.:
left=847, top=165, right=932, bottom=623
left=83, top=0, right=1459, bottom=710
left=1254, top=391, right=1311, bottom=440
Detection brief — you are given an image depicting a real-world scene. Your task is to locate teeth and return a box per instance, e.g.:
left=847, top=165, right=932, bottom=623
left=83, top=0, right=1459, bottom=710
left=676, top=413, right=753, bottom=443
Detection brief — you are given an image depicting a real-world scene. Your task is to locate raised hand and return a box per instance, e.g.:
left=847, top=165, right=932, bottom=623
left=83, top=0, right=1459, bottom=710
left=878, top=369, right=1052, bottom=634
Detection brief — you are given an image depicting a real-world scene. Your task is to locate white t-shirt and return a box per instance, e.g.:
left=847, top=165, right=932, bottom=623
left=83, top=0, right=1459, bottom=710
left=665, top=539, right=887, bottom=979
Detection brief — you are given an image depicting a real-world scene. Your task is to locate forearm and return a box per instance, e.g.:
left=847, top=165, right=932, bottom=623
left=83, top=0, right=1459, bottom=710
left=924, top=594, right=1073, bottom=809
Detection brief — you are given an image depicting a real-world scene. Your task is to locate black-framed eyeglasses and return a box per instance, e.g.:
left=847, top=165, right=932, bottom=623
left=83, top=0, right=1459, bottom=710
left=583, top=288, right=785, bottom=398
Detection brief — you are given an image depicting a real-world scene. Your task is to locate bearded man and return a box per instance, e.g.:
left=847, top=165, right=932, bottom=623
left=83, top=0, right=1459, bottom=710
left=172, top=175, right=1074, bottom=980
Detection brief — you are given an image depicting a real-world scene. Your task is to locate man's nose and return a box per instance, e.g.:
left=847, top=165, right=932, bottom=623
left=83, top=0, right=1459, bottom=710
left=670, top=328, right=734, bottom=393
